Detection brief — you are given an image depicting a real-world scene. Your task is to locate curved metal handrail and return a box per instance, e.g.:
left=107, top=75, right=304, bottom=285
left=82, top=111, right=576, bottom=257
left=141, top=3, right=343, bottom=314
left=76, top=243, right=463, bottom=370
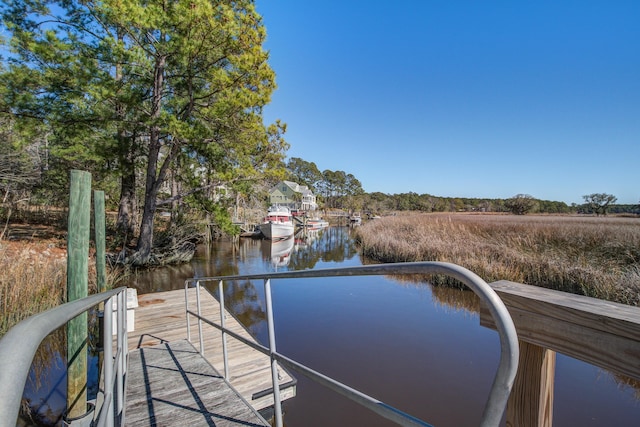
left=186, top=261, right=519, bottom=427
left=0, top=287, right=128, bottom=427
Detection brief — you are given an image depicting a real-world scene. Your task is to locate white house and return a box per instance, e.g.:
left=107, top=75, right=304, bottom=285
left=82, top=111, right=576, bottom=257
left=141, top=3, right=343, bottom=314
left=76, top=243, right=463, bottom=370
left=268, top=181, right=317, bottom=211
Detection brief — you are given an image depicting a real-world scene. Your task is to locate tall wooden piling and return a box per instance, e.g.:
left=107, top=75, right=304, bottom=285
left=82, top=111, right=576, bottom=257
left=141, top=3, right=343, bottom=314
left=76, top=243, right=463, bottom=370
left=66, top=170, right=92, bottom=419
left=94, top=190, right=106, bottom=293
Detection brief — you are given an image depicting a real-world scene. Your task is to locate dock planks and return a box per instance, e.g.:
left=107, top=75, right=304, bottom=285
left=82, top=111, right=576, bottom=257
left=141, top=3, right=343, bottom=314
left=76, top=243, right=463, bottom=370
left=125, top=288, right=296, bottom=412
left=125, top=339, right=269, bottom=427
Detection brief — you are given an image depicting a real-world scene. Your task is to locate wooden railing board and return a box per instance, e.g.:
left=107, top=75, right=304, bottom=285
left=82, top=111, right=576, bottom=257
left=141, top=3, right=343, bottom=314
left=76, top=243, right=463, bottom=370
left=480, top=280, right=640, bottom=427
left=485, top=280, right=640, bottom=340
left=480, top=280, right=640, bottom=381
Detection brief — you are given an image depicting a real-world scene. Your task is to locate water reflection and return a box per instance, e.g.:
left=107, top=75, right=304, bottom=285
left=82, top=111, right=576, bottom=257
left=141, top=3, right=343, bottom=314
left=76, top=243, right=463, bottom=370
left=128, top=227, right=362, bottom=294
left=281, top=227, right=360, bottom=271
left=21, top=316, right=101, bottom=426
left=385, top=272, right=481, bottom=315
left=261, top=236, right=294, bottom=269
left=220, top=279, right=267, bottom=339
left=216, top=227, right=362, bottom=340
left=123, top=226, right=640, bottom=427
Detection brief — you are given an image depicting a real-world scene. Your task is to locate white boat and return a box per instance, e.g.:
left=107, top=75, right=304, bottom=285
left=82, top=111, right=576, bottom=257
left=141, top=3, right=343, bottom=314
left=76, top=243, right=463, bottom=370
left=349, top=213, right=362, bottom=225
left=259, top=205, right=295, bottom=240
left=305, top=217, right=329, bottom=229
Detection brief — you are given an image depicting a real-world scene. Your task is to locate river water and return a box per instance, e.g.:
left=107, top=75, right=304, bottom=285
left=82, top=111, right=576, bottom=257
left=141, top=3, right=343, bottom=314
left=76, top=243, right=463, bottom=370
left=126, top=226, right=639, bottom=427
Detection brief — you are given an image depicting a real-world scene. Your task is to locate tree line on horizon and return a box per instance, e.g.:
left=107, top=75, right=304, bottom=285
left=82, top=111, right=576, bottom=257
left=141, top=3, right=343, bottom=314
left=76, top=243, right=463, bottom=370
left=285, top=158, right=637, bottom=216
left=329, top=191, right=637, bottom=216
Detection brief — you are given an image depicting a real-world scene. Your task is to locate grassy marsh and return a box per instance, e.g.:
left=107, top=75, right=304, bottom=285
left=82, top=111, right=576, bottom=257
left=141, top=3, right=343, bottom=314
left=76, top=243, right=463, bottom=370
left=0, top=239, right=119, bottom=337
left=355, top=213, right=640, bottom=305
left=0, top=241, right=69, bottom=336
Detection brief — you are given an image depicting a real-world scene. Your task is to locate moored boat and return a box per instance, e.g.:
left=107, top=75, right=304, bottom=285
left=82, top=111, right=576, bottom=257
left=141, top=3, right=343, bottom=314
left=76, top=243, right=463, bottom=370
left=349, top=213, right=362, bottom=225
left=305, top=217, right=329, bottom=229
left=259, top=205, right=295, bottom=240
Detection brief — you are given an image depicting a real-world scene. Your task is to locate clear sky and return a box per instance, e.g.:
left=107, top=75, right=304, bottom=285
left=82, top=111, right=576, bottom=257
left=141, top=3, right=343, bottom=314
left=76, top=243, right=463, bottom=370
left=255, top=1, right=639, bottom=205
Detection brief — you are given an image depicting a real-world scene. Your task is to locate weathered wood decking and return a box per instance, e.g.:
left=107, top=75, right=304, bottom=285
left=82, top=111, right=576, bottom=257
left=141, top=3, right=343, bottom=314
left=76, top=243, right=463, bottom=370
left=125, top=339, right=269, bottom=426
left=124, top=287, right=296, bottom=423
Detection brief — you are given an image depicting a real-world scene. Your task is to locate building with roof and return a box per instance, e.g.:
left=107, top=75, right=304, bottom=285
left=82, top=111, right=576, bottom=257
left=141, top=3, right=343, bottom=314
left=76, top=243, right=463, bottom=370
left=268, top=181, right=317, bottom=211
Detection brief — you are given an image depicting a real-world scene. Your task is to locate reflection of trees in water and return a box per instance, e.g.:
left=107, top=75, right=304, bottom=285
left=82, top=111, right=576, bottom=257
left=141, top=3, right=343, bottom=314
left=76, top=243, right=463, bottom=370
left=289, top=230, right=323, bottom=270
left=384, top=273, right=481, bottom=315
left=126, top=240, right=252, bottom=294
left=323, top=227, right=359, bottom=262
left=20, top=329, right=66, bottom=425
left=195, top=240, right=245, bottom=277
left=361, top=253, right=481, bottom=315
left=21, top=312, right=101, bottom=426
left=214, top=279, right=266, bottom=339
left=289, top=227, right=358, bottom=269
left=212, top=227, right=359, bottom=338
left=430, top=284, right=480, bottom=314
left=611, top=374, right=640, bottom=401
left=129, top=263, right=197, bottom=294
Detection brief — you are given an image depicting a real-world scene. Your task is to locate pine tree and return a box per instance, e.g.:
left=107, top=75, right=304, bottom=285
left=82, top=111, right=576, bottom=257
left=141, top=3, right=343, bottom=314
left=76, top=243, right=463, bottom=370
left=1, top=0, right=288, bottom=264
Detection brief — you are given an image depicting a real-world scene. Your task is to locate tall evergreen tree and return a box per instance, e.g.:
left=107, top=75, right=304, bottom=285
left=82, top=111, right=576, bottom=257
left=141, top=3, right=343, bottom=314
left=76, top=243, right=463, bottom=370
left=1, top=0, right=287, bottom=264
left=286, top=157, right=322, bottom=191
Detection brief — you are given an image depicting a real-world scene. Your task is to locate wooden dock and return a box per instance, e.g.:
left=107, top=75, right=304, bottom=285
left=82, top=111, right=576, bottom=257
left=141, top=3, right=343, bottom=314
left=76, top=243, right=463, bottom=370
left=124, top=288, right=296, bottom=415
left=125, top=340, right=269, bottom=426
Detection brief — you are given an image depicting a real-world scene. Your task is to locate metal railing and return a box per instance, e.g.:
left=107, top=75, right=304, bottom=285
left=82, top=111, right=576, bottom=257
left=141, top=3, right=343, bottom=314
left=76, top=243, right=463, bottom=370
left=185, top=261, right=519, bottom=427
left=0, top=287, right=129, bottom=427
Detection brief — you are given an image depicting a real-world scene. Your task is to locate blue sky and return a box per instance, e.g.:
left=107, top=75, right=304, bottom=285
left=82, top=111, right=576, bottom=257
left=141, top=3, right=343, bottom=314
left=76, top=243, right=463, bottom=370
left=255, top=1, right=639, bottom=205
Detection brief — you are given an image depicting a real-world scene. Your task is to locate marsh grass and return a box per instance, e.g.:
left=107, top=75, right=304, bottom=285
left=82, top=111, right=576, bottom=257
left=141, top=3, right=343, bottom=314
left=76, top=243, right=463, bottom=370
left=0, top=240, right=124, bottom=337
left=356, top=213, right=640, bottom=305
left=0, top=242, right=70, bottom=336
left=0, top=238, right=122, bottom=422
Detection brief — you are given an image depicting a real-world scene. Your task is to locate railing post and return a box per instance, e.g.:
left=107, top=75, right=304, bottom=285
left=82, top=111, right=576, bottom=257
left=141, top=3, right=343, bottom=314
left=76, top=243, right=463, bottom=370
left=506, top=340, right=555, bottom=427
left=94, top=190, right=106, bottom=294
left=219, top=280, right=229, bottom=380
left=122, top=289, right=129, bottom=423
left=116, top=290, right=125, bottom=423
left=103, top=295, right=114, bottom=427
left=264, top=278, right=283, bottom=427
left=185, top=281, right=191, bottom=342
left=196, top=281, right=205, bottom=356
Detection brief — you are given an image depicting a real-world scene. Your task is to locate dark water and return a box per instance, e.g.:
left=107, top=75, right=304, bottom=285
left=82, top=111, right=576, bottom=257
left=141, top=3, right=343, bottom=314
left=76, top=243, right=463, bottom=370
left=20, top=322, right=101, bottom=426
left=126, top=226, right=640, bottom=427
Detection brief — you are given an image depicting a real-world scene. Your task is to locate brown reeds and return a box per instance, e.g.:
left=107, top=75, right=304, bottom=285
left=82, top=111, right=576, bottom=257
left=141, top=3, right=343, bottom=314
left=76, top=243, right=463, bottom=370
left=0, top=242, right=68, bottom=336
left=0, top=240, right=123, bottom=337
left=356, top=213, right=640, bottom=306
